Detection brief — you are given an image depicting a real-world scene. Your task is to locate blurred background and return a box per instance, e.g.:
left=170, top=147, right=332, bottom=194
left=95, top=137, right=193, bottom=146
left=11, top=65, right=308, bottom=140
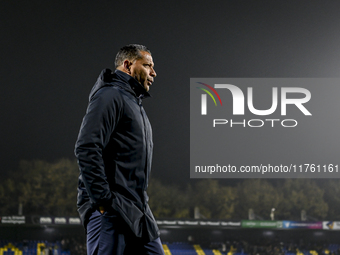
left=1, top=0, right=340, bottom=254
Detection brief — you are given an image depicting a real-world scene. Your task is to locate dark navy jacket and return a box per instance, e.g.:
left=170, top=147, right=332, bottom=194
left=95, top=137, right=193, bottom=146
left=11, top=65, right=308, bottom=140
left=75, top=69, right=159, bottom=242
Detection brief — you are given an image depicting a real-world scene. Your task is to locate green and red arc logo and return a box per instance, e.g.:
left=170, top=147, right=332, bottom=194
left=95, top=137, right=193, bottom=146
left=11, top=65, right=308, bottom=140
left=196, top=82, right=222, bottom=106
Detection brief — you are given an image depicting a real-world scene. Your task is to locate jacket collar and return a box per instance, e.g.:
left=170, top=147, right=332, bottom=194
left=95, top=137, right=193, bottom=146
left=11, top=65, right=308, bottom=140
left=114, top=70, right=151, bottom=99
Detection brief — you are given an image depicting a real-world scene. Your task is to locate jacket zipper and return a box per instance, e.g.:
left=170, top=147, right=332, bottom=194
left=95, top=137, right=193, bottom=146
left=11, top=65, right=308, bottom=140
left=138, top=95, right=148, bottom=210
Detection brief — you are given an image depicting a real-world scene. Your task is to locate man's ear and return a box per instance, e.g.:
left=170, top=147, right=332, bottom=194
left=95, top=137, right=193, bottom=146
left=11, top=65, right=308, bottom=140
left=123, top=60, right=132, bottom=74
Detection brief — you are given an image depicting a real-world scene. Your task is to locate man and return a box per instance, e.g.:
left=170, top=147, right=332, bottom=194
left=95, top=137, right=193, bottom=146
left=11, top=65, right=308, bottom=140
left=75, top=44, right=164, bottom=255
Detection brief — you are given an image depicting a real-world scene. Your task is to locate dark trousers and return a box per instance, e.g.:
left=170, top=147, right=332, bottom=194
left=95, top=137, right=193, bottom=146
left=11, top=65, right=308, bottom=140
left=86, top=210, right=165, bottom=255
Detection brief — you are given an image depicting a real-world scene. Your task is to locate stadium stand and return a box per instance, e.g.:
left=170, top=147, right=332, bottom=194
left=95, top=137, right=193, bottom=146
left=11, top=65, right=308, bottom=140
left=162, top=242, right=230, bottom=255
left=2, top=240, right=340, bottom=255
left=159, top=242, right=340, bottom=255
left=0, top=241, right=70, bottom=255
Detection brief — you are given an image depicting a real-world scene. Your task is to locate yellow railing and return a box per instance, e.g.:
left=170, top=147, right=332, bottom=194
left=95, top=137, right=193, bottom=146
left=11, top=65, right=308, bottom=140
left=227, top=245, right=236, bottom=255
left=0, top=243, right=23, bottom=255
left=162, top=244, right=172, bottom=255
left=213, top=249, right=223, bottom=255
left=193, top=244, right=206, bottom=255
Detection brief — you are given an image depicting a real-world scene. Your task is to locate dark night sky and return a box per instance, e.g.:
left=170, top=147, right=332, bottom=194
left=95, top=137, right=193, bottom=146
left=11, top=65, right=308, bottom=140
left=1, top=0, right=340, bottom=186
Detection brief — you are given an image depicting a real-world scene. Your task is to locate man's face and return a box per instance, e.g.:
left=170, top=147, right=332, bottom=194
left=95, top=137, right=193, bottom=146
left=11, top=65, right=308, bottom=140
left=129, top=51, right=156, bottom=92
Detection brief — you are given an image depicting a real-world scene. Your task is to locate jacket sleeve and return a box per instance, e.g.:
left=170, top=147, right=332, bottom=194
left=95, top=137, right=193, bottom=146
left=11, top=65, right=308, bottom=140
left=75, top=86, right=122, bottom=208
